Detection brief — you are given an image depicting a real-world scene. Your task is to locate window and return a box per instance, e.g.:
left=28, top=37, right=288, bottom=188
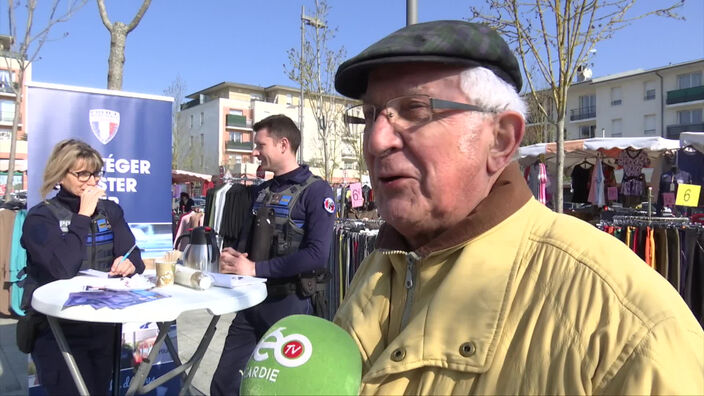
left=200, top=155, right=204, bottom=167
left=610, top=119, right=622, bottom=137
left=229, top=131, right=242, bottom=142
left=200, top=133, right=204, bottom=146
left=0, top=100, right=15, bottom=122
left=610, top=87, right=622, bottom=106
left=190, top=136, right=194, bottom=146
left=579, top=125, right=596, bottom=138
left=189, top=114, right=193, bottom=129
left=579, top=94, right=595, bottom=109
left=643, top=114, right=656, bottom=135
left=229, top=109, right=243, bottom=116
left=677, top=109, right=703, bottom=125
left=0, top=70, right=13, bottom=92
left=235, top=155, right=243, bottom=164
left=644, top=81, right=656, bottom=100
left=677, top=72, right=702, bottom=89
left=199, top=112, right=204, bottom=126
left=286, top=94, right=293, bottom=105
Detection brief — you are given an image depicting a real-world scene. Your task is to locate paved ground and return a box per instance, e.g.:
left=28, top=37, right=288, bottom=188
left=0, top=310, right=236, bottom=396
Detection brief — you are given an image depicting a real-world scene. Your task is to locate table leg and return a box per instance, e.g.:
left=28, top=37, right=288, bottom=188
left=46, top=316, right=90, bottom=396
left=125, top=315, right=221, bottom=396
left=125, top=321, right=173, bottom=396
left=178, top=315, right=220, bottom=396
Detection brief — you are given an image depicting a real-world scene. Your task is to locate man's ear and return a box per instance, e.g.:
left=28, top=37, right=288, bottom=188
left=488, top=111, right=524, bottom=174
left=279, top=137, right=289, bottom=153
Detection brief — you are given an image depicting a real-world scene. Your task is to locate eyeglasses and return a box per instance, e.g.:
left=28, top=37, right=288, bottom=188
left=69, top=170, right=103, bottom=182
left=344, top=94, right=492, bottom=132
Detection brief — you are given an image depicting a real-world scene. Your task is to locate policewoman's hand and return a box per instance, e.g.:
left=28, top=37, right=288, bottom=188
left=110, top=256, right=136, bottom=277
left=220, top=247, right=256, bottom=276
left=78, top=187, right=106, bottom=216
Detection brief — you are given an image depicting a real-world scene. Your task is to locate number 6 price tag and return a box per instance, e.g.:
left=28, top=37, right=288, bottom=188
left=675, top=183, right=701, bottom=207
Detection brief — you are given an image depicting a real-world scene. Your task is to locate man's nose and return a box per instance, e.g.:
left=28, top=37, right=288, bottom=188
left=365, top=112, right=403, bottom=157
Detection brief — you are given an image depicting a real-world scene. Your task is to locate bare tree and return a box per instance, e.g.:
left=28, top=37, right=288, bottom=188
left=97, top=0, right=152, bottom=90
left=2, top=0, right=88, bottom=200
left=470, top=0, right=683, bottom=212
left=285, top=0, right=347, bottom=182
left=163, top=75, right=186, bottom=169
left=522, top=90, right=556, bottom=146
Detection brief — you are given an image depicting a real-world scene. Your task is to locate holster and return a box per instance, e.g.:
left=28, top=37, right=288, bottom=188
left=297, top=270, right=331, bottom=318
left=16, top=311, right=47, bottom=354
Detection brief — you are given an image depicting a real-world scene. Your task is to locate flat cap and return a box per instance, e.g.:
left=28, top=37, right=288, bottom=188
left=335, top=20, right=522, bottom=98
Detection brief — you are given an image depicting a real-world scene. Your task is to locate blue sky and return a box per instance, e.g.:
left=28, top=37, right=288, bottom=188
left=6, top=0, right=703, bottom=98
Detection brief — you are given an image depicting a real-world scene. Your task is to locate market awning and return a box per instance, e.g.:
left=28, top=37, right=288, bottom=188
left=0, top=159, right=27, bottom=172
left=680, top=132, right=704, bottom=153
left=172, top=169, right=212, bottom=184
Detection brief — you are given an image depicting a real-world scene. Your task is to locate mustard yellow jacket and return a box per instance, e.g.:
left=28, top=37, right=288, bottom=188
left=334, top=163, right=704, bottom=395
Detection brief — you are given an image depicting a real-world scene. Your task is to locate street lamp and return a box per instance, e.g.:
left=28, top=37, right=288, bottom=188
left=299, top=5, right=326, bottom=164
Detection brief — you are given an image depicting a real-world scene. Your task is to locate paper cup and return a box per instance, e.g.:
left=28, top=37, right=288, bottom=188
left=155, top=260, right=175, bottom=287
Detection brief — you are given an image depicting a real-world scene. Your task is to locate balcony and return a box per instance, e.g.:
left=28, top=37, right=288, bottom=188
left=226, top=114, right=252, bottom=129
left=569, top=105, right=596, bottom=121
left=226, top=141, right=253, bottom=151
left=666, top=85, right=704, bottom=105
left=666, top=122, right=704, bottom=139
left=0, top=82, right=18, bottom=95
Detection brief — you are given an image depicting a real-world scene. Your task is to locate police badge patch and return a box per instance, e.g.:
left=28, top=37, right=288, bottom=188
left=323, top=197, right=335, bottom=214
left=89, top=109, right=120, bottom=144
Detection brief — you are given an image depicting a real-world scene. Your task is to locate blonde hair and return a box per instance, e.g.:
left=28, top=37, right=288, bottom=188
left=40, top=139, right=104, bottom=199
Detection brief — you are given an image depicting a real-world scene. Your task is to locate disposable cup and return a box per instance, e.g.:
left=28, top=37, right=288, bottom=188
left=155, top=260, right=176, bottom=287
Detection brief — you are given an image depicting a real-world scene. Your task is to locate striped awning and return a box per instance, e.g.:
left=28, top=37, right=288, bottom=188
left=0, top=159, right=27, bottom=171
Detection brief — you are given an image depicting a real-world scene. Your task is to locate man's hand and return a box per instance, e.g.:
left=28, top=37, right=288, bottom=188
left=219, top=247, right=256, bottom=276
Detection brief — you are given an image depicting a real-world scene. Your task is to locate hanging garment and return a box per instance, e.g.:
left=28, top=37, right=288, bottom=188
left=588, top=159, right=606, bottom=206
left=0, top=209, right=17, bottom=315
left=654, top=227, right=669, bottom=279
left=617, top=148, right=650, bottom=197
left=570, top=164, right=592, bottom=203
left=10, top=209, right=27, bottom=316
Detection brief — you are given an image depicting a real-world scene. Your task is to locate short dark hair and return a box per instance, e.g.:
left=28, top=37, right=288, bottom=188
left=253, top=114, right=301, bottom=153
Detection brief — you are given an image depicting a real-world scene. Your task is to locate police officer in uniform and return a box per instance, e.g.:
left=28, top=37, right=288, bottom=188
left=19, top=139, right=144, bottom=395
left=211, top=115, right=336, bottom=395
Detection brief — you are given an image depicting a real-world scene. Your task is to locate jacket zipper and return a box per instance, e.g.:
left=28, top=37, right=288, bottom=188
left=90, top=218, right=97, bottom=267
left=400, top=251, right=420, bottom=329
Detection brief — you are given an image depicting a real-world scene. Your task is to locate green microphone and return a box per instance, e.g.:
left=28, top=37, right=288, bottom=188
left=240, top=314, right=362, bottom=395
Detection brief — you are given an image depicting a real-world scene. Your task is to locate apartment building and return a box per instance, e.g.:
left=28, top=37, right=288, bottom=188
left=175, top=81, right=361, bottom=182
left=0, top=34, right=30, bottom=194
left=566, top=59, right=703, bottom=140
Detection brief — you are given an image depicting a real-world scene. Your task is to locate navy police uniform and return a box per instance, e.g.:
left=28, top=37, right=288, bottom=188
left=20, top=188, right=144, bottom=395
left=211, top=165, right=335, bottom=395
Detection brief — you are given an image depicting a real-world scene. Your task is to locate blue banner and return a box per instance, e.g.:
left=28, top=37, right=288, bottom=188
left=26, top=84, right=173, bottom=224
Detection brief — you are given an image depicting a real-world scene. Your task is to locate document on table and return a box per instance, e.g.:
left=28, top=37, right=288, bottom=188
left=208, top=273, right=267, bottom=288
left=63, top=288, right=168, bottom=310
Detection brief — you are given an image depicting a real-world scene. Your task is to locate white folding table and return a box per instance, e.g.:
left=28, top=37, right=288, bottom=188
left=32, top=275, right=267, bottom=396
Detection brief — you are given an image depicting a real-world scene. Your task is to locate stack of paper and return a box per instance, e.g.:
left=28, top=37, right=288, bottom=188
left=208, top=273, right=267, bottom=289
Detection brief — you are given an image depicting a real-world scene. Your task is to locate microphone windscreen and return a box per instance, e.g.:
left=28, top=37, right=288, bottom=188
left=240, top=314, right=362, bottom=395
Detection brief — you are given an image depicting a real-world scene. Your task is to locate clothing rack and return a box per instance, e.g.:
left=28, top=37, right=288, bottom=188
left=608, top=215, right=695, bottom=227
left=336, top=218, right=384, bottom=231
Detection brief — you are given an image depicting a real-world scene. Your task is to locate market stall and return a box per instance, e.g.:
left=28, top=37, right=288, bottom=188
left=519, top=137, right=681, bottom=211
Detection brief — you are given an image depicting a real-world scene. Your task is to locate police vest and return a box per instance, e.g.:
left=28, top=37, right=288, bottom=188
left=250, top=175, right=319, bottom=260
left=45, top=198, right=115, bottom=272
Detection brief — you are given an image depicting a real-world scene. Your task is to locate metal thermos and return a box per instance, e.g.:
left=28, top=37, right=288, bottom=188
left=174, top=226, right=220, bottom=273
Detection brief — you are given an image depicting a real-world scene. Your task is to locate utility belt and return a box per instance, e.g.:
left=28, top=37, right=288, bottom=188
left=266, top=270, right=331, bottom=318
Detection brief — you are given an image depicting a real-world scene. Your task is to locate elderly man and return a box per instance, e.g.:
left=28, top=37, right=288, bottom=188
left=333, top=20, right=703, bottom=395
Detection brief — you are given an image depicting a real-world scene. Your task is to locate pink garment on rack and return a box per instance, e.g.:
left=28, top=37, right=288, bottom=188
left=537, top=162, right=548, bottom=204
left=174, top=212, right=192, bottom=250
